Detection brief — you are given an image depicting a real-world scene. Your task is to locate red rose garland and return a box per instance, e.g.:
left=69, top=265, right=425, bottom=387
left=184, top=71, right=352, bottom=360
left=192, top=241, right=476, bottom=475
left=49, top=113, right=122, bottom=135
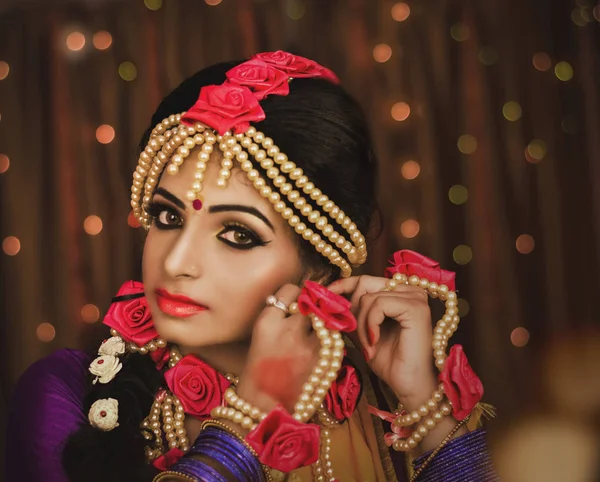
left=225, top=59, right=290, bottom=100
left=323, top=361, right=361, bottom=421
left=152, top=448, right=185, bottom=471
left=252, top=50, right=340, bottom=83
left=384, top=250, right=456, bottom=291
left=297, top=280, right=357, bottom=332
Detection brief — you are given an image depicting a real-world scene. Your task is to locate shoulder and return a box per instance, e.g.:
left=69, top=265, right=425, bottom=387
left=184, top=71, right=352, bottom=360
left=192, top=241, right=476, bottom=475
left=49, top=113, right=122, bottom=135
left=6, top=349, right=93, bottom=481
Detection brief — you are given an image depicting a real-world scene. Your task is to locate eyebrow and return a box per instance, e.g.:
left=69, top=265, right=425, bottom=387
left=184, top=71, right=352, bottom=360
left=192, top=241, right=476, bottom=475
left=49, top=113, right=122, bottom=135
left=154, top=187, right=275, bottom=232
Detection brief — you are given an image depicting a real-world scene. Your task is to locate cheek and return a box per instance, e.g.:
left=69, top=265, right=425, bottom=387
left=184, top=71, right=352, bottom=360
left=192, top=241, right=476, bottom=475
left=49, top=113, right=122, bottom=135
left=142, top=231, right=165, bottom=287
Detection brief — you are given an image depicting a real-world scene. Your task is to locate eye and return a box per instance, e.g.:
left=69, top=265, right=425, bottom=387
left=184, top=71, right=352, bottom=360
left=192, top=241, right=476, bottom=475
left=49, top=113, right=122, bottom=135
left=217, top=223, right=268, bottom=250
left=146, top=202, right=182, bottom=230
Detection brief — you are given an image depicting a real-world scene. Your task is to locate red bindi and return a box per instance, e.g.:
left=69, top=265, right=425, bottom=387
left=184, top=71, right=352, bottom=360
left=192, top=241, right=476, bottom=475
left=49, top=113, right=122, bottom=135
left=192, top=199, right=203, bottom=211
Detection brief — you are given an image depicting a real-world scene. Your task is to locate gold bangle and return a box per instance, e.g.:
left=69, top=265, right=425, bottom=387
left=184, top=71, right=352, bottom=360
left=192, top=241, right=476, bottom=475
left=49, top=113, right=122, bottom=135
left=200, top=418, right=274, bottom=482
left=152, top=470, right=196, bottom=482
left=409, top=414, right=471, bottom=482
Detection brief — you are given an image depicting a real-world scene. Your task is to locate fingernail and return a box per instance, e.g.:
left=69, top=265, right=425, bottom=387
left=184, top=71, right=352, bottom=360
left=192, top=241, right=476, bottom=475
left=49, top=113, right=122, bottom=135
left=362, top=348, right=371, bottom=361
left=368, top=327, right=376, bottom=346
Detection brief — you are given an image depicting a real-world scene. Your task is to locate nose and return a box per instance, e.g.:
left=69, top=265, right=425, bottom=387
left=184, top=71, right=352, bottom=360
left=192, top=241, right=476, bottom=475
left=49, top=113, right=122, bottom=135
left=163, top=226, right=202, bottom=280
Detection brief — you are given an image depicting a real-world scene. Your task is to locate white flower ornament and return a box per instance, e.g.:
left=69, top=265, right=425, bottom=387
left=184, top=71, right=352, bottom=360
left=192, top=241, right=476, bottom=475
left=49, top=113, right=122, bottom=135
left=98, top=336, right=126, bottom=357
left=89, top=355, right=123, bottom=384
left=88, top=398, right=120, bottom=431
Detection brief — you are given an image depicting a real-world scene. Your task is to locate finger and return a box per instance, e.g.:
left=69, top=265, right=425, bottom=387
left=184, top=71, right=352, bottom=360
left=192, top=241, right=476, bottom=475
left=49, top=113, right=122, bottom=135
left=264, top=284, right=302, bottom=319
left=356, top=292, right=399, bottom=351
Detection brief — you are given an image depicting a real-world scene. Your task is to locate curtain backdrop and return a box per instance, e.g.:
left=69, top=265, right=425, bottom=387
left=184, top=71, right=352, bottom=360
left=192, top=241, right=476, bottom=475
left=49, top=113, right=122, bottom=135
left=1, top=0, right=598, bottom=476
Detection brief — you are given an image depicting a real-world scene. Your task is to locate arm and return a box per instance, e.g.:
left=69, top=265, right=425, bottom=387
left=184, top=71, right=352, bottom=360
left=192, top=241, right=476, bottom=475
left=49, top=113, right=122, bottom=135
left=5, top=349, right=90, bottom=482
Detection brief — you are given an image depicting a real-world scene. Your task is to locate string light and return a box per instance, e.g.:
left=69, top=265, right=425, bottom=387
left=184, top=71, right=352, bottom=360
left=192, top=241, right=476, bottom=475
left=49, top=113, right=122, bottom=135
left=516, top=234, right=535, bottom=254
left=285, top=0, right=305, bottom=19
left=128, top=211, right=142, bottom=228
left=449, top=185, right=469, bottom=205
left=0, top=61, right=9, bottom=80
left=144, top=0, right=162, bottom=10
left=96, top=125, right=115, bottom=144
left=532, top=53, right=552, bottom=72
left=81, top=304, right=100, bottom=323
left=37, top=323, right=56, bottom=342
left=453, top=245, right=472, bottom=265
left=401, top=160, right=420, bottom=180
left=0, top=154, right=9, bottom=173
left=391, top=2, right=410, bottom=22
left=450, top=23, right=470, bottom=42
left=511, top=327, right=530, bottom=347
left=478, top=47, right=498, bottom=66
left=2, top=236, right=20, bottom=256
left=457, top=299, right=470, bottom=317
left=118, top=61, right=137, bottom=81
left=503, top=101, right=522, bottom=121
left=391, top=102, right=411, bottom=121
left=526, top=139, right=546, bottom=163
left=93, top=31, right=112, bottom=50
left=84, top=215, right=103, bottom=235
left=555, top=61, right=574, bottom=81
left=66, top=32, right=86, bottom=51
left=400, top=219, right=420, bottom=238
left=373, top=44, right=392, bottom=63
left=457, top=134, right=477, bottom=154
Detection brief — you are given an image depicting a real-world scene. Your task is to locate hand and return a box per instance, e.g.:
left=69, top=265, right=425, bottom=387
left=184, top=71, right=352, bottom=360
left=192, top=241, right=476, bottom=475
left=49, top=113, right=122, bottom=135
left=328, top=275, right=438, bottom=410
left=236, top=284, right=320, bottom=416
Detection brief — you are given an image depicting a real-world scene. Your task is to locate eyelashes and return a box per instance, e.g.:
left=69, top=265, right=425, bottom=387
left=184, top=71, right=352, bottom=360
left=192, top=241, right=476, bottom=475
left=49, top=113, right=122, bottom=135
left=145, top=201, right=269, bottom=250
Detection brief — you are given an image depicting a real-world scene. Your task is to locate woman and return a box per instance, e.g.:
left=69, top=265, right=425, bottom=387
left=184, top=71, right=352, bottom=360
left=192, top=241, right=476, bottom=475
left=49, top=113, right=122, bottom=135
left=6, top=51, right=498, bottom=482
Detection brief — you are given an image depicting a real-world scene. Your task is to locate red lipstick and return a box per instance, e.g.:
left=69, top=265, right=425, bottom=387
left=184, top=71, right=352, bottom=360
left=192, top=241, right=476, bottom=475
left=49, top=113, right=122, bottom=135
left=155, top=288, right=208, bottom=318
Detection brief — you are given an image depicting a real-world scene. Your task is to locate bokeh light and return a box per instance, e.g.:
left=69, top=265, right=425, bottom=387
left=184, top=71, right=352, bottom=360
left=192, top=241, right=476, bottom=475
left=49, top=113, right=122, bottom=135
left=118, top=61, right=138, bottom=81
left=511, top=327, right=530, bottom=347
left=37, top=322, right=56, bottom=342
left=401, top=160, right=420, bottom=180
left=561, top=115, right=578, bottom=135
left=478, top=47, right=498, bottom=66
left=2, top=236, right=20, bottom=256
left=81, top=304, right=100, bottom=323
left=526, top=139, right=547, bottom=163
left=205, top=0, right=223, bottom=5
left=503, top=101, right=522, bottom=121
left=516, top=234, right=535, bottom=254
left=453, top=245, right=473, bottom=265
left=594, top=4, right=600, bottom=21
left=66, top=31, right=86, bottom=51
left=0, top=154, right=9, bottom=173
left=555, top=61, right=574, bottom=81
left=450, top=23, right=470, bottom=42
left=391, top=102, right=411, bottom=121
left=457, top=299, right=470, bottom=317
left=0, top=61, right=9, bottom=80
left=532, top=52, right=552, bottom=72
left=373, top=44, right=392, bottom=63
left=93, top=31, right=113, bottom=50
left=84, top=215, right=103, bottom=235
left=400, top=219, right=420, bottom=239
left=128, top=210, right=142, bottom=228
left=391, top=2, right=410, bottom=22
left=96, top=124, right=115, bottom=144
left=286, top=0, right=305, bottom=19
left=457, top=134, right=477, bottom=154
left=144, top=0, right=162, bottom=9
left=449, top=185, right=469, bottom=205
left=571, top=7, right=593, bottom=26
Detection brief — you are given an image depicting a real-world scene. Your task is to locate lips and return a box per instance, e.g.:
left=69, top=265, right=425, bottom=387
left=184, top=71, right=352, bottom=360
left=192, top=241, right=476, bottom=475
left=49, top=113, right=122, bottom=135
left=155, top=288, right=208, bottom=318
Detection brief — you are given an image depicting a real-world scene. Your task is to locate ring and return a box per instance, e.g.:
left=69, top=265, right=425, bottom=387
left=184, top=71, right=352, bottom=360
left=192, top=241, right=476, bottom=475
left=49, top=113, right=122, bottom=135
left=266, top=295, right=289, bottom=315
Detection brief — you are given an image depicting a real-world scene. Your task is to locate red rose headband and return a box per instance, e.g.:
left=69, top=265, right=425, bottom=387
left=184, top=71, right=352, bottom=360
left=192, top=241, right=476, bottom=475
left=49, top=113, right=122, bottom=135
left=130, top=51, right=366, bottom=277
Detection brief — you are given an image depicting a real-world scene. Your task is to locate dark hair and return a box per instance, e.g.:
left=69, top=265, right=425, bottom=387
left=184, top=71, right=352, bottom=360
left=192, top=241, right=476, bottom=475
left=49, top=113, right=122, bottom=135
left=63, top=59, right=379, bottom=481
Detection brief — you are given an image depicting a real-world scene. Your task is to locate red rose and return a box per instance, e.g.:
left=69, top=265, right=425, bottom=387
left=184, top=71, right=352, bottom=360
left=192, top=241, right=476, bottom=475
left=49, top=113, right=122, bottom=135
left=246, top=405, right=320, bottom=473
left=252, top=51, right=340, bottom=84
left=152, top=447, right=184, bottom=471
left=324, top=362, right=361, bottom=421
left=150, top=346, right=170, bottom=370
left=181, top=84, right=266, bottom=135
left=225, top=59, right=290, bottom=100
left=297, top=280, right=357, bottom=332
left=384, top=250, right=456, bottom=291
left=164, top=355, right=230, bottom=418
left=438, top=345, right=484, bottom=420
left=103, top=281, right=158, bottom=346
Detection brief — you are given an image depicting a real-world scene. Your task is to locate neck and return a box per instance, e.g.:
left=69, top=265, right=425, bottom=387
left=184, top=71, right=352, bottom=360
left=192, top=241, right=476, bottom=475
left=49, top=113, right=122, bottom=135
left=178, top=339, right=250, bottom=376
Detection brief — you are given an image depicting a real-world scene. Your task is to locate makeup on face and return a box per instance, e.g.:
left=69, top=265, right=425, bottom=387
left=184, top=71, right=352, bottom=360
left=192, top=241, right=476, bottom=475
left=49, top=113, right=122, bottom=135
left=155, top=288, right=208, bottom=318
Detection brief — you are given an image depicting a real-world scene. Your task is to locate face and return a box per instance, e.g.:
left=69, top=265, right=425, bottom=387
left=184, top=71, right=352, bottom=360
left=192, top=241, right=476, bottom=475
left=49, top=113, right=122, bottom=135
left=142, top=150, right=305, bottom=349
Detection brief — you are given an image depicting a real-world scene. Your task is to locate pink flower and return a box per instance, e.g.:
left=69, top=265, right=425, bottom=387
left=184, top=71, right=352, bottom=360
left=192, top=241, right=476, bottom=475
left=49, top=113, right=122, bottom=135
left=384, top=250, right=456, bottom=291
left=152, top=448, right=184, bottom=471
left=297, top=280, right=357, bottom=332
left=324, top=362, right=361, bottom=421
left=252, top=51, right=339, bottom=84
left=181, top=84, right=266, bottom=135
left=225, top=59, right=290, bottom=100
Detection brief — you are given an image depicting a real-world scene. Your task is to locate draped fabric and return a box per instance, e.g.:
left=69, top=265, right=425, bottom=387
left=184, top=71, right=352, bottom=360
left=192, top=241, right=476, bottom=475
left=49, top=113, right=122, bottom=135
left=1, top=0, right=598, bottom=473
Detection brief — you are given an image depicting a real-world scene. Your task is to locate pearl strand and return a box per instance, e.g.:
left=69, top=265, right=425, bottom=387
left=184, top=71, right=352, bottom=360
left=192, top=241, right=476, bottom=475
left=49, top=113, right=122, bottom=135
left=393, top=384, right=445, bottom=427
left=223, top=387, right=267, bottom=421
left=109, top=328, right=167, bottom=355
left=392, top=402, right=453, bottom=452
left=210, top=405, right=257, bottom=430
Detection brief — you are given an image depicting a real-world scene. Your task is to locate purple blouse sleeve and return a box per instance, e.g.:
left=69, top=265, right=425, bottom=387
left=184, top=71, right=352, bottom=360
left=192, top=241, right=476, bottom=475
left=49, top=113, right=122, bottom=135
left=5, top=349, right=92, bottom=482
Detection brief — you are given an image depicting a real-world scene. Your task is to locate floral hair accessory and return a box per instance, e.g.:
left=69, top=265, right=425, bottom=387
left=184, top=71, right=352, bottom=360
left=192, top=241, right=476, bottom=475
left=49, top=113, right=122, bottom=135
left=88, top=398, right=120, bottom=431
left=439, top=345, right=484, bottom=420
left=252, top=50, right=340, bottom=84
left=89, top=354, right=123, bottom=385
left=225, top=59, right=290, bottom=100
left=384, top=250, right=456, bottom=291
left=245, top=404, right=321, bottom=473
left=323, top=360, right=362, bottom=422
left=98, top=336, right=126, bottom=357
left=297, top=280, right=357, bottom=332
